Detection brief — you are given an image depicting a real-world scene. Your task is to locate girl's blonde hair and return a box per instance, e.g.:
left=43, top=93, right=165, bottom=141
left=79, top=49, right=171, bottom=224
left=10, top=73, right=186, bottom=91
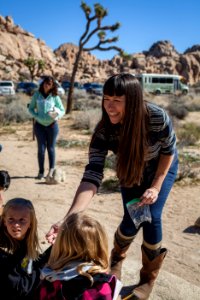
left=0, top=198, right=40, bottom=259
left=47, top=213, right=109, bottom=284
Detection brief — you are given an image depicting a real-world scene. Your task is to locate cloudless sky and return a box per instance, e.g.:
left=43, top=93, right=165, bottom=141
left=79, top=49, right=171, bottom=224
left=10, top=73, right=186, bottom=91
left=1, top=0, right=199, bottom=60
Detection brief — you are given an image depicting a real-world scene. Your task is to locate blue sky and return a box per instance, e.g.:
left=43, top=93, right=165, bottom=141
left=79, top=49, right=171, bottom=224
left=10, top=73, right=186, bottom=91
left=1, top=0, right=199, bottom=60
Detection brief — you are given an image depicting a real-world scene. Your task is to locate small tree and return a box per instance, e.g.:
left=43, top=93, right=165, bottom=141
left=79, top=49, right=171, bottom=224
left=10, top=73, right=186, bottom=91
left=66, top=1, right=124, bottom=114
left=24, top=56, right=45, bottom=81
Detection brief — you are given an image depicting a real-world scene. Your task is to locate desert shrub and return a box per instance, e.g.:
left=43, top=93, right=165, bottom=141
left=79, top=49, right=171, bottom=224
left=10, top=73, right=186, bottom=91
left=149, top=94, right=171, bottom=109
left=167, top=102, right=188, bottom=119
left=100, top=176, right=120, bottom=193
left=0, top=95, right=16, bottom=106
left=104, top=153, right=116, bottom=170
left=57, top=139, right=88, bottom=149
left=192, top=81, right=200, bottom=88
left=176, top=151, right=200, bottom=182
left=72, top=112, right=89, bottom=130
left=72, top=108, right=101, bottom=133
left=183, top=94, right=200, bottom=111
left=69, top=90, right=87, bottom=111
left=167, top=92, right=200, bottom=112
left=0, top=94, right=31, bottom=125
left=73, top=96, right=101, bottom=111
left=176, top=164, right=198, bottom=181
left=179, top=152, right=200, bottom=163
left=68, top=89, right=101, bottom=111
left=0, top=99, right=31, bottom=125
left=186, top=101, right=200, bottom=112
left=191, top=81, right=200, bottom=93
left=177, top=123, right=200, bottom=146
left=0, top=127, right=16, bottom=135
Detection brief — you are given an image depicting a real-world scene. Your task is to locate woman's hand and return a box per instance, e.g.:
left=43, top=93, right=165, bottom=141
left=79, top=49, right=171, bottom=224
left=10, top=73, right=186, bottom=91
left=48, top=110, right=58, bottom=119
left=138, top=187, right=159, bottom=206
left=45, top=220, right=63, bottom=244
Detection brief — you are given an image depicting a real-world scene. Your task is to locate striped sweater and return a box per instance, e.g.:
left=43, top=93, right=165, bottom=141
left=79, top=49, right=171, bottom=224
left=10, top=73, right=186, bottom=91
left=82, top=102, right=176, bottom=188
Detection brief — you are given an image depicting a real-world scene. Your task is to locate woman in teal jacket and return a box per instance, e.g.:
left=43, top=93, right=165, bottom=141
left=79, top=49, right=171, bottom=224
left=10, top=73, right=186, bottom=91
left=28, top=76, right=65, bottom=179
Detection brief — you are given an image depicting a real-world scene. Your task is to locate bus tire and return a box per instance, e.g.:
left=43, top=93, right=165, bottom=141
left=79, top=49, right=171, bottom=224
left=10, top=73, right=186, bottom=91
left=155, top=90, right=161, bottom=95
left=182, top=90, right=188, bottom=95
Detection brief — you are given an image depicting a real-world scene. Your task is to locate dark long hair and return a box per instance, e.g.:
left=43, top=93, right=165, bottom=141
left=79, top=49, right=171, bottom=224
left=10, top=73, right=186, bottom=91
left=0, top=170, right=10, bottom=190
left=102, top=73, right=149, bottom=186
left=39, top=76, right=58, bottom=96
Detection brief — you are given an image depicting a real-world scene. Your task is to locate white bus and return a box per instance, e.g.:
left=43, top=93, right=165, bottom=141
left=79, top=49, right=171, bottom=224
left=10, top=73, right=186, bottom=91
left=134, top=73, right=189, bottom=95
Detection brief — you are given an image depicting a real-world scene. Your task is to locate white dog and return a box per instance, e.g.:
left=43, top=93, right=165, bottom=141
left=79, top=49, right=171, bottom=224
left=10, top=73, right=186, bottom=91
left=45, top=168, right=66, bottom=185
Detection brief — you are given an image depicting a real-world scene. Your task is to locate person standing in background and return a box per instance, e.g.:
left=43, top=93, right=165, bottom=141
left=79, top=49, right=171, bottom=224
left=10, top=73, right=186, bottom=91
left=28, top=76, right=65, bottom=179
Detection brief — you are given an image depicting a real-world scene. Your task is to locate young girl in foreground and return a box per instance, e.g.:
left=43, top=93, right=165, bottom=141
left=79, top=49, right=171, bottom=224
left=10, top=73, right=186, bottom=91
left=0, top=198, right=51, bottom=300
left=36, top=213, right=122, bottom=300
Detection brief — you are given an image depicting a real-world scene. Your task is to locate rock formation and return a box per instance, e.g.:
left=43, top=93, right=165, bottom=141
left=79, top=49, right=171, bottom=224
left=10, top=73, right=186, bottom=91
left=0, top=15, right=200, bottom=85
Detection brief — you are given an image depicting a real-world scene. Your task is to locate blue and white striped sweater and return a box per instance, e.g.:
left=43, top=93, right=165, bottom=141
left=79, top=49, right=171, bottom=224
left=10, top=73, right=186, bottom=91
left=82, top=102, right=176, bottom=188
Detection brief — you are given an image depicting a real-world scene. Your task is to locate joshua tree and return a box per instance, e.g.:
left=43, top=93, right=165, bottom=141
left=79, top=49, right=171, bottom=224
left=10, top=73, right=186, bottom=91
left=24, top=56, right=45, bottom=81
left=66, top=1, right=124, bottom=114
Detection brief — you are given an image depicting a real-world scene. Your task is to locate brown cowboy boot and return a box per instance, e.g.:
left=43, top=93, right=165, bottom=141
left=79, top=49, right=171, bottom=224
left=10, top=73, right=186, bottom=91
left=110, top=228, right=135, bottom=280
left=133, top=246, right=167, bottom=300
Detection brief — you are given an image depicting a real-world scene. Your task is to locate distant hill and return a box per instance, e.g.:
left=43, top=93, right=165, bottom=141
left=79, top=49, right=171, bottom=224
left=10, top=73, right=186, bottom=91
left=0, top=15, right=200, bottom=84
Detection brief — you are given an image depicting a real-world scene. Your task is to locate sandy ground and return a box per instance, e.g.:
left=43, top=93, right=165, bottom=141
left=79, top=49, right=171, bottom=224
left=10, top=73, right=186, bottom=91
left=0, top=116, right=200, bottom=300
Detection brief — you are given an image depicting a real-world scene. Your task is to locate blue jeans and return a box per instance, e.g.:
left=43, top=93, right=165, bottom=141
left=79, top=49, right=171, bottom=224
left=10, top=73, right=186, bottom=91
left=34, top=121, right=59, bottom=174
left=119, top=151, right=178, bottom=245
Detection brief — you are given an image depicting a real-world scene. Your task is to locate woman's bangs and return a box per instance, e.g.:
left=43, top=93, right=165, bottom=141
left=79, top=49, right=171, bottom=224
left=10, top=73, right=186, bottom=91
left=103, top=76, right=125, bottom=96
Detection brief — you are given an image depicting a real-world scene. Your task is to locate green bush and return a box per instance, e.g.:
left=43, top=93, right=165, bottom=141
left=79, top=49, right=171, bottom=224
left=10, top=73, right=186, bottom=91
left=104, top=154, right=116, bottom=170
left=57, top=139, right=88, bottom=149
left=100, top=176, right=120, bottom=192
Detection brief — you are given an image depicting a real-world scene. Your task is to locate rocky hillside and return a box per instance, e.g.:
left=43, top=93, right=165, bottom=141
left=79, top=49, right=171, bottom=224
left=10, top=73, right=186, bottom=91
left=0, top=15, right=200, bottom=84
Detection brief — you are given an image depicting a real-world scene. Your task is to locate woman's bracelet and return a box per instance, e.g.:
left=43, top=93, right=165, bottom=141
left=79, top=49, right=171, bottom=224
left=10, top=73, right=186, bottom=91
left=151, top=186, right=160, bottom=193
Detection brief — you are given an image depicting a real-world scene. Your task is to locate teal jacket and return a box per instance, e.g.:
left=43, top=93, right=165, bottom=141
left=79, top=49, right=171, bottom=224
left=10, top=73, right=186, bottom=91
left=28, top=91, right=65, bottom=126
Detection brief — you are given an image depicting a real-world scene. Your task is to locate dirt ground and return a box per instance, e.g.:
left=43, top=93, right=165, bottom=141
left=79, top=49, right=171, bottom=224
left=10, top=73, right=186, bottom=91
left=0, top=115, right=200, bottom=300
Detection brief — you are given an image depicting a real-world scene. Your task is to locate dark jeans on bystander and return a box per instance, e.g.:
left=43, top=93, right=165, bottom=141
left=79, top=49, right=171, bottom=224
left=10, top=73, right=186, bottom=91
left=34, top=121, right=59, bottom=176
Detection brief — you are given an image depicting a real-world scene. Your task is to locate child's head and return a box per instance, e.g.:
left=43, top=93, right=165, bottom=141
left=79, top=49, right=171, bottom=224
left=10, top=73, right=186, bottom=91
left=48, top=213, right=109, bottom=278
left=0, top=198, right=39, bottom=259
left=0, top=170, right=11, bottom=191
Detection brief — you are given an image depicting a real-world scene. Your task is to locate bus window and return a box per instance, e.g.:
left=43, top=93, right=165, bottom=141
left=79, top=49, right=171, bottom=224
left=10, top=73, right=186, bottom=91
left=166, top=78, right=173, bottom=83
left=152, top=77, right=159, bottom=83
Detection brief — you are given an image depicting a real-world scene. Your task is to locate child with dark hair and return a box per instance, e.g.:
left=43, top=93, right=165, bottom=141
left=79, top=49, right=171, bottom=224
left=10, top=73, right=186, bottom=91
left=0, top=170, right=11, bottom=213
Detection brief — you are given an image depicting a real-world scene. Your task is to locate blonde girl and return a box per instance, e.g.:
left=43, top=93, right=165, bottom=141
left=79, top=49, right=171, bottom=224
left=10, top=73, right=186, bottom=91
left=37, top=213, right=122, bottom=300
left=0, top=198, right=51, bottom=300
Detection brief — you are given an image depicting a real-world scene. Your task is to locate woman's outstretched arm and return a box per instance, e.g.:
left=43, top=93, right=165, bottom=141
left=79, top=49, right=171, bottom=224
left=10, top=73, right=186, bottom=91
left=46, top=182, right=97, bottom=244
